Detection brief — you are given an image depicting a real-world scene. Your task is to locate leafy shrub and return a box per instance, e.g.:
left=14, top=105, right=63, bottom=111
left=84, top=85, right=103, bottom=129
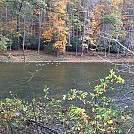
left=25, top=35, right=44, bottom=50
left=9, top=36, right=22, bottom=50
left=44, top=42, right=54, bottom=53
left=62, top=70, right=130, bottom=133
left=0, top=71, right=132, bottom=134
left=0, top=35, right=9, bottom=50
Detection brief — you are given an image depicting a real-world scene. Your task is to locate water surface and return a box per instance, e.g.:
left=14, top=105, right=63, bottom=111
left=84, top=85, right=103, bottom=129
left=0, top=62, right=134, bottom=116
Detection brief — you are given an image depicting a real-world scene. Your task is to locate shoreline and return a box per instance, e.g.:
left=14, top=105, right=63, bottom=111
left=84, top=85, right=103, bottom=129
left=0, top=50, right=134, bottom=63
left=3, top=60, right=134, bottom=63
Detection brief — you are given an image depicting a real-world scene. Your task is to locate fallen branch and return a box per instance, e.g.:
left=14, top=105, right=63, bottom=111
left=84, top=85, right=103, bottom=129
left=98, top=33, right=134, bottom=55
left=26, top=119, right=59, bottom=134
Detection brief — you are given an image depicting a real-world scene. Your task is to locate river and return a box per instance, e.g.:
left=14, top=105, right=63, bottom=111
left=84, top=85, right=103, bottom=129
left=0, top=62, right=134, bottom=117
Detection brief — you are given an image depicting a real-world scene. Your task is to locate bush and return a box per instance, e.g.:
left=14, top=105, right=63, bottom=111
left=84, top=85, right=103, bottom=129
left=0, top=35, right=9, bottom=50
left=8, top=36, right=22, bottom=50
left=25, top=35, right=44, bottom=50
left=44, top=40, right=56, bottom=54
left=0, top=70, right=132, bottom=134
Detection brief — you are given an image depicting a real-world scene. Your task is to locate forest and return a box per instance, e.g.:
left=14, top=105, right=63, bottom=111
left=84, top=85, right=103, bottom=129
left=0, top=0, right=134, bottom=56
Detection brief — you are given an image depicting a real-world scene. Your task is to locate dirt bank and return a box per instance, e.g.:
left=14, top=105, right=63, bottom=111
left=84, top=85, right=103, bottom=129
left=0, top=50, right=134, bottom=63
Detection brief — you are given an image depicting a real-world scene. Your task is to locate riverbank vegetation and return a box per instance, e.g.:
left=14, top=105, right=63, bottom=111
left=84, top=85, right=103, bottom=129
left=0, top=70, right=133, bottom=133
left=0, top=0, right=134, bottom=57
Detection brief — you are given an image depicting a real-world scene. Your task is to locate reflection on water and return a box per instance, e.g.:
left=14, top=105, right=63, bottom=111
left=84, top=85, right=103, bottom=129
left=0, top=62, right=111, bottom=99
left=0, top=62, right=134, bottom=116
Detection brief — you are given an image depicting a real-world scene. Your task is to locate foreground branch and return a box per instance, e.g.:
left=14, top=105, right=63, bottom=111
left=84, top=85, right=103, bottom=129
left=26, top=119, right=60, bottom=134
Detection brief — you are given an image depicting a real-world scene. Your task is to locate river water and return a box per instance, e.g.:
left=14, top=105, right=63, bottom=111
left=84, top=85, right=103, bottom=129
left=0, top=62, right=134, bottom=117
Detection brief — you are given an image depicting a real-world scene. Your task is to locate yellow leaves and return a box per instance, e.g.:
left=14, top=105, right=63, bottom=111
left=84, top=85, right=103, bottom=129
left=95, top=2, right=106, bottom=15
left=88, top=0, right=125, bottom=43
left=54, top=1, right=67, bottom=14
left=43, top=28, right=54, bottom=43
left=105, top=69, right=125, bottom=85
left=105, top=69, right=115, bottom=79
left=122, top=31, right=126, bottom=39
left=90, top=38, right=97, bottom=46
left=89, top=4, right=102, bottom=45
left=110, top=69, right=115, bottom=76
left=80, top=116, right=89, bottom=125
left=107, top=120, right=113, bottom=124
left=5, top=20, right=17, bottom=31
left=103, top=83, right=107, bottom=92
left=41, top=1, right=47, bottom=7
left=82, top=44, right=88, bottom=49
left=116, top=75, right=125, bottom=84
left=43, top=0, right=68, bottom=53
left=51, top=0, right=68, bottom=53
left=92, top=107, right=95, bottom=112
left=3, top=113, right=9, bottom=119
left=112, top=0, right=123, bottom=6
left=33, top=9, right=41, bottom=15
left=59, top=7, right=66, bottom=14
left=53, top=35, right=67, bottom=52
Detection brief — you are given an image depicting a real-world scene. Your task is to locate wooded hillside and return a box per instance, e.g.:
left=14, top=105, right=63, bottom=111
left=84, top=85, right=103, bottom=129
left=0, top=0, right=134, bottom=55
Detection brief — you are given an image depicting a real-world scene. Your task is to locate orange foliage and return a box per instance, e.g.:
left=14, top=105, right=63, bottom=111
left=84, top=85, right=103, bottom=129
left=43, top=0, right=69, bottom=53
left=89, top=0, right=124, bottom=45
left=89, top=3, right=106, bottom=45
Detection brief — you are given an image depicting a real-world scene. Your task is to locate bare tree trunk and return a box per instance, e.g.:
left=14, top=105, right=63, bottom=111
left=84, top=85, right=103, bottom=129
left=5, top=5, right=8, bottom=31
left=22, top=8, right=26, bottom=51
left=81, top=4, right=87, bottom=56
left=38, top=11, right=41, bottom=53
left=9, top=33, right=12, bottom=51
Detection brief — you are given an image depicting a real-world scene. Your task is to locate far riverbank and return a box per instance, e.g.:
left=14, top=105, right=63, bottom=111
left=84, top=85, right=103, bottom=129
left=0, top=50, right=134, bottom=63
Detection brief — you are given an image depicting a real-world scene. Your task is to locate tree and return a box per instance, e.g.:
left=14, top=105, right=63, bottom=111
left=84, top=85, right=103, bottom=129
left=0, top=0, right=133, bottom=55
left=43, top=0, right=69, bottom=54
left=52, top=0, right=68, bottom=54
left=0, top=35, right=9, bottom=50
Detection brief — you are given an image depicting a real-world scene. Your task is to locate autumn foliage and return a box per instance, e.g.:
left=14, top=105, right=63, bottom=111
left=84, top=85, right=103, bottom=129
left=0, top=0, right=133, bottom=53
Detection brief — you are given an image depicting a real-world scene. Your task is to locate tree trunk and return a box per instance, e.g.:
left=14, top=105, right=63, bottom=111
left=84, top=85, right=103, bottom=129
left=22, top=9, right=26, bottom=51
left=38, top=11, right=42, bottom=53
